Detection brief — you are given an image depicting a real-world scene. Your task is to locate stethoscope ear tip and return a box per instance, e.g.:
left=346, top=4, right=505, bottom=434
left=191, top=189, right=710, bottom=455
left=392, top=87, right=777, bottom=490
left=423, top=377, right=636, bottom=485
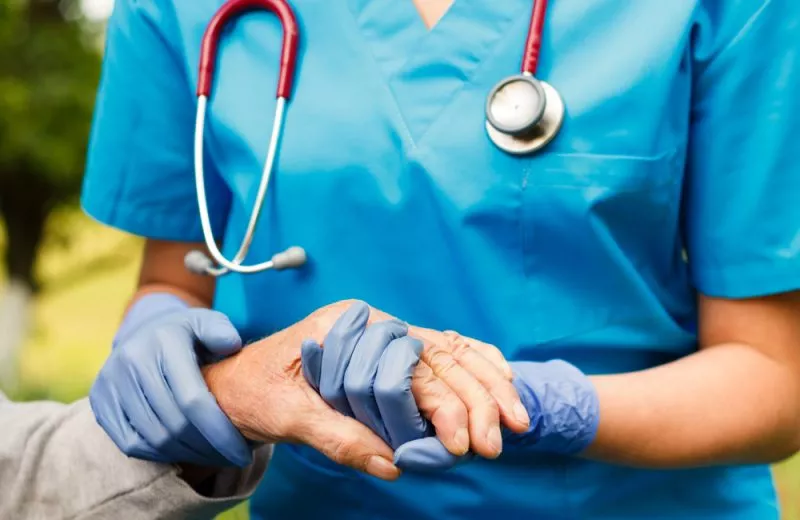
left=271, top=246, right=307, bottom=270
left=184, top=250, right=215, bottom=275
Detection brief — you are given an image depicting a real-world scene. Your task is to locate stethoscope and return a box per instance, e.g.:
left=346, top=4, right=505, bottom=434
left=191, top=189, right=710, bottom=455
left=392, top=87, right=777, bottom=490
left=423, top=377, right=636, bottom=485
left=185, top=0, right=562, bottom=277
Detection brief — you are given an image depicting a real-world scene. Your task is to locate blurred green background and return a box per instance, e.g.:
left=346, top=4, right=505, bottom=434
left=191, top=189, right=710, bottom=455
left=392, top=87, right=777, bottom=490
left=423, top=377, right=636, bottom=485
left=0, top=1, right=797, bottom=520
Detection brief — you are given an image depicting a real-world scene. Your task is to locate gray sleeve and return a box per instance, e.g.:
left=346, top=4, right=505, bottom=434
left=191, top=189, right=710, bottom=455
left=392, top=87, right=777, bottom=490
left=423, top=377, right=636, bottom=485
left=0, top=392, right=271, bottom=520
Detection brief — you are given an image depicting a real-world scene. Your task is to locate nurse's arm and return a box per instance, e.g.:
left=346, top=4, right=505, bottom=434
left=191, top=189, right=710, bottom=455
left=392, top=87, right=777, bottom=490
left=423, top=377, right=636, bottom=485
left=134, top=239, right=216, bottom=308
left=585, top=291, right=800, bottom=467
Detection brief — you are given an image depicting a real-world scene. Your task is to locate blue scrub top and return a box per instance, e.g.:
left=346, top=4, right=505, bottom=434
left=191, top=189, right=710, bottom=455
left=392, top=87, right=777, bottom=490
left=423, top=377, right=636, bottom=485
left=83, top=0, right=800, bottom=518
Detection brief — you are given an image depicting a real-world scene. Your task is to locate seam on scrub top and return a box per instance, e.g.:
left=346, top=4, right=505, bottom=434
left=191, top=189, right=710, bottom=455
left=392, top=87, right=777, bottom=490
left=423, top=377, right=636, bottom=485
left=546, top=149, right=677, bottom=163
left=341, top=4, right=417, bottom=150
left=415, top=11, right=533, bottom=145
left=712, top=0, right=771, bottom=61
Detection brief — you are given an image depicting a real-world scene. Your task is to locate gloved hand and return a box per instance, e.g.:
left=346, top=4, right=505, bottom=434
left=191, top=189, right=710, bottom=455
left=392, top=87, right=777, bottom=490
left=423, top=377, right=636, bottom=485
left=90, top=296, right=252, bottom=468
left=303, top=306, right=600, bottom=472
left=393, top=360, right=601, bottom=470
left=301, top=302, right=468, bottom=472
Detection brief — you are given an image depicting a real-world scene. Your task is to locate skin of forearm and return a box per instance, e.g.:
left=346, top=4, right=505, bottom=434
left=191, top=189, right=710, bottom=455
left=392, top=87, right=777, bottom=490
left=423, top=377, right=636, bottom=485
left=131, top=283, right=212, bottom=309
left=584, top=343, right=800, bottom=468
left=133, top=239, right=216, bottom=309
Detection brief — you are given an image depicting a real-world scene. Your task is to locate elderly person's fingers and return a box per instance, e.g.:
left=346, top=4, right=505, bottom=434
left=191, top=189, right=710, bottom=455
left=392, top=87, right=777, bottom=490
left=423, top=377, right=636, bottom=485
left=444, top=331, right=513, bottom=381
left=416, top=340, right=503, bottom=458
left=410, top=360, right=471, bottom=456
left=442, top=332, right=529, bottom=433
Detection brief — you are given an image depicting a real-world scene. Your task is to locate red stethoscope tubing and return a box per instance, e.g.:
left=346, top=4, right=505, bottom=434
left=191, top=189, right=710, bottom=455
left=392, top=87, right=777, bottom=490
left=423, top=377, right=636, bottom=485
left=522, top=0, right=548, bottom=75
left=196, top=0, right=548, bottom=96
left=196, top=0, right=299, bottom=99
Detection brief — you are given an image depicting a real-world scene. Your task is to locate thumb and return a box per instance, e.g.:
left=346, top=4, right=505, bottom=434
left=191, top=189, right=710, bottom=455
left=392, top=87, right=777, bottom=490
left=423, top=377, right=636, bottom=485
left=186, top=309, right=243, bottom=356
left=294, top=405, right=401, bottom=481
left=394, top=436, right=471, bottom=473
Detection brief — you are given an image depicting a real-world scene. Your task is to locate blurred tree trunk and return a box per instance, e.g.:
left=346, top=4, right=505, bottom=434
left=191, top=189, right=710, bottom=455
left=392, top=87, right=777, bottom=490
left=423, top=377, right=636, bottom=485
left=0, top=169, right=53, bottom=292
left=0, top=0, right=99, bottom=388
left=0, top=168, right=52, bottom=389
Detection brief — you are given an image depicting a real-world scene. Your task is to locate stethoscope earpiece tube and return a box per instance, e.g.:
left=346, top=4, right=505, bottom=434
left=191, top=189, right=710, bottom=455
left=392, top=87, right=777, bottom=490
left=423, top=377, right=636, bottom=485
left=191, top=0, right=304, bottom=277
left=197, top=0, right=300, bottom=99
left=521, top=0, right=548, bottom=76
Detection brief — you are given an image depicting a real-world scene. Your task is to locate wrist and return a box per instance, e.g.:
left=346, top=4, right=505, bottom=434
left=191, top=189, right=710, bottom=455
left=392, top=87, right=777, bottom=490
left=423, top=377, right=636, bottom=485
left=506, top=360, right=600, bottom=455
left=202, top=355, right=268, bottom=444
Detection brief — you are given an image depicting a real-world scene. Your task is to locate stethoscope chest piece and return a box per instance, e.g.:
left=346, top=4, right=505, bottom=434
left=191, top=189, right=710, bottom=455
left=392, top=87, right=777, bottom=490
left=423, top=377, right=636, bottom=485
left=485, top=75, right=564, bottom=156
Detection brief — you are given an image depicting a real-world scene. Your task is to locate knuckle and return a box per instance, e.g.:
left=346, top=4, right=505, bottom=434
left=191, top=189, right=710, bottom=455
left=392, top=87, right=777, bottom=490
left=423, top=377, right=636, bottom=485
left=119, top=436, right=137, bottom=455
left=448, top=340, right=472, bottom=360
left=426, top=348, right=458, bottom=374
left=374, top=378, right=404, bottom=404
left=443, top=330, right=462, bottom=340
left=150, top=431, right=172, bottom=451
left=165, top=416, right=191, bottom=438
left=118, top=346, right=141, bottom=365
left=430, top=402, right=467, bottom=428
left=330, top=438, right=358, bottom=466
left=479, top=394, right=500, bottom=415
left=437, top=400, right=468, bottom=423
left=343, top=374, right=372, bottom=400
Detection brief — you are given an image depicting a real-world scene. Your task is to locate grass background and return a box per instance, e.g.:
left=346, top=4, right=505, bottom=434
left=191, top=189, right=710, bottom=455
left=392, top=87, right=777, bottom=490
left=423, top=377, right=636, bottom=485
left=4, top=210, right=798, bottom=519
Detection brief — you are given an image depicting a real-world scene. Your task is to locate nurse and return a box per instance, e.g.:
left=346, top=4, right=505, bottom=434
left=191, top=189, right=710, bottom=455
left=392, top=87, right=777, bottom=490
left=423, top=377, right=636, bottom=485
left=82, top=0, right=800, bottom=519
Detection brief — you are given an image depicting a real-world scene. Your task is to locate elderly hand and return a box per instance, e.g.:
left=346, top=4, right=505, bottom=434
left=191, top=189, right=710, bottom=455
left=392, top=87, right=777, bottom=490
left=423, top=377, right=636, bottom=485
left=200, top=312, right=402, bottom=481
left=303, top=302, right=600, bottom=472
left=302, top=301, right=529, bottom=465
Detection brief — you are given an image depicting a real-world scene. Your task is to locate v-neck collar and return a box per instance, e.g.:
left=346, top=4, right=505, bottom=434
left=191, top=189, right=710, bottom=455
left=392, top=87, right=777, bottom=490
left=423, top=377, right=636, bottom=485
left=347, top=0, right=530, bottom=145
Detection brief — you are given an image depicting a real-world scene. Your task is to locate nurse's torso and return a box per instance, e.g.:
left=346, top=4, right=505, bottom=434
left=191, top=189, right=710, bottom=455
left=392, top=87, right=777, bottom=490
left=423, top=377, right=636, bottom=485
left=176, top=0, right=776, bottom=517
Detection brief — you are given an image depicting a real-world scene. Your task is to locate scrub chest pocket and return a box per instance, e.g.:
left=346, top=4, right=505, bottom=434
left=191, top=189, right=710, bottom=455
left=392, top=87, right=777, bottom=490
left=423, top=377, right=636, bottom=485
left=518, top=150, right=686, bottom=346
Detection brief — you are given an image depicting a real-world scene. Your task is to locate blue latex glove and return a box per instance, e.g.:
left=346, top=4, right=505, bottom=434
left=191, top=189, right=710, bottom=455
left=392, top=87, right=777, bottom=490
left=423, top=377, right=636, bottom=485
left=302, top=304, right=599, bottom=472
left=301, top=301, right=465, bottom=471
left=393, top=359, right=601, bottom=470
left=90, top=297, right=252, bottom=467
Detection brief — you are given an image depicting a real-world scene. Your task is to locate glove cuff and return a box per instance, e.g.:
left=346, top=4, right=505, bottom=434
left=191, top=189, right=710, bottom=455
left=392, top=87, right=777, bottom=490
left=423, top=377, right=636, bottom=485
left=113, top=293, right=190, bottom=348
left=506, top=360, right=600, bottom=456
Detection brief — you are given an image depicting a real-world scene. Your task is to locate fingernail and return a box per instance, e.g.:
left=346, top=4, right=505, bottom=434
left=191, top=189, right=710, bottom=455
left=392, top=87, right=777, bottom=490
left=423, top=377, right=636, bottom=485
left=487, top=426, right=503, bottom=457
left=367, top=456, right=400, bottom=480
left=454, top=428, right=469, bottom=454
left=513, top=402, right=530, bottom=427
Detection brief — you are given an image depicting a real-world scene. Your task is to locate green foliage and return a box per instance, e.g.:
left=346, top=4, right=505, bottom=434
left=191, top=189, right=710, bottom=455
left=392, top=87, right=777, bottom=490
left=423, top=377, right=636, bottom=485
left=0, top=0, right=102, bottom=199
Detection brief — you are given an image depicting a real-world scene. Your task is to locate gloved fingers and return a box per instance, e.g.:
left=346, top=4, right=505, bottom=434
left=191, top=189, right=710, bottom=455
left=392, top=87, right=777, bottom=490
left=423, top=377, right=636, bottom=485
left=138, top=362, right=233, bottom=466
left=293, top=402, right=400, bottom=482
left=162, top=344, right=253, bottom=467
left=374, top=336, right=429, bottom=448
left=186, top=309, right=243, bottom=357
left=444, top=331, right=514, bottom=381
left=344, top=320, right=408, bottom=445
left=115, top=365, right=211, bottom=465
left=301, top=339, right=323, bottom=392
left=443, top=332, right=529, bottom=434
left=393, top=436, right=472, bottom=473
left=90, top=375, right=166, bottom=463
left=410, top=360, right=470, bottom=456
left=419, top=340, right=503, bottom=459
left=318, top=301, right=370, bottom=417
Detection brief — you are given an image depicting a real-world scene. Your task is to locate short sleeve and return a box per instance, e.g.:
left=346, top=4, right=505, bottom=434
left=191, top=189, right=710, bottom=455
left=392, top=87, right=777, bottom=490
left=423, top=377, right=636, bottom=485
left=685, top=0, right=800, bottom=298
left=81, top=0, right=230, bottom=241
